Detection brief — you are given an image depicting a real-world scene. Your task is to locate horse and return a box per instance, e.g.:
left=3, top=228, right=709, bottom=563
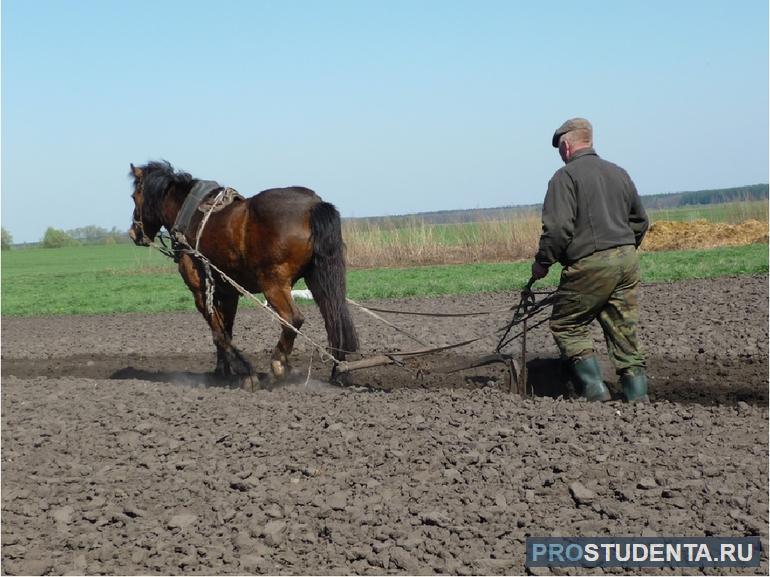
left=128, top=160, right=358, bottom=382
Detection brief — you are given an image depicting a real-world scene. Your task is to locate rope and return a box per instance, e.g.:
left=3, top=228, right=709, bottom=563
left=495, top=291, right=555, bottom=352
left=347, top=302, right=513, bottom=318
left=345, top=299, right=427, bottom=346
left=202, top=258, right=215, bottom=316
left=497, top=314, right=551, bottom=350
left=191, top=191, right=225, bottom=317
left=195, top=188, right=226, bottom=251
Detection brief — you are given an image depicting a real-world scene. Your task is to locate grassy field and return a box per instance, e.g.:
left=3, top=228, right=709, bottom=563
left=2, top=242, right=767, bottom=316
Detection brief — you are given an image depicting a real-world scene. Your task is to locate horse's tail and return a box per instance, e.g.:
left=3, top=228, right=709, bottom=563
left=306, top=201, right=358, bottom=360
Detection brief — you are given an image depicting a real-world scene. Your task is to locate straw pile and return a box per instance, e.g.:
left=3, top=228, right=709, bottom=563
left=642, top=219, right=769, bottom=252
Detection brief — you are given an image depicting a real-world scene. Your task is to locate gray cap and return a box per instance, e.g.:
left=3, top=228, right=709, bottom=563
left=552, top=117, right=592, bottom=148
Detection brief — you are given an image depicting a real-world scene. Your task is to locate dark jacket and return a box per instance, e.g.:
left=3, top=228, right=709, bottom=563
left=535, top=148, right=649, bottom=266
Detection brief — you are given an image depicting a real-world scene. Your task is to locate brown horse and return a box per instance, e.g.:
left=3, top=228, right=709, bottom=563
left=128, top=160, right=358, bottom=381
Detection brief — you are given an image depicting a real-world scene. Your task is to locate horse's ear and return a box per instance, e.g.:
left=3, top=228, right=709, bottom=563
left=130, top=163, right=143, bottom=178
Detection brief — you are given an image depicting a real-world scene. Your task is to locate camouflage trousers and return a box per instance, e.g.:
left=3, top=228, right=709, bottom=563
left=550, top=245, right=645, bottom=373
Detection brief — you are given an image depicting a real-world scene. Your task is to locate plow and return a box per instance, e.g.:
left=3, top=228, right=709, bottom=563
left=336, top=279, right=556, bottom=395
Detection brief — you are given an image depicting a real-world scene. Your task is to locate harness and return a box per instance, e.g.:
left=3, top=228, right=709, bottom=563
left=172, top=180, right=222, bottom=242
left=161, top=180, right=243, bottom=316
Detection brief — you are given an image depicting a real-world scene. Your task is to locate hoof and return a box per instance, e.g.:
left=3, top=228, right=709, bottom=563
left=240, top=374, right=258, bottom=392
left=271, top=359, right=286, bottom=379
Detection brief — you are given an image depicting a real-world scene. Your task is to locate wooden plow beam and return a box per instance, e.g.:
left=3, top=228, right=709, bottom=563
left=333, top=343, right=527, bottom=396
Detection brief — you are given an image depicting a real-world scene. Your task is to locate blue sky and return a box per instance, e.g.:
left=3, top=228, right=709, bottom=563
left=2, top=0, right=768, bottom=243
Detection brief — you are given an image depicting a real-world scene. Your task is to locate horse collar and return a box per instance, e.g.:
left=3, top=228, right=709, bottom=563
left=172, top=180, right=221, bottom=238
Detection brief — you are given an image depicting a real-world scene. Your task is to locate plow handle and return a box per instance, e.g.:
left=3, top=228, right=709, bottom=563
left=522, top=276, right=535, bottom=294
left=521, top=276, right=536, bottom=306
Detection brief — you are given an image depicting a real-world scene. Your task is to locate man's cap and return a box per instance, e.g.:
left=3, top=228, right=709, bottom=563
left=552, top=117, right=592, bottom=148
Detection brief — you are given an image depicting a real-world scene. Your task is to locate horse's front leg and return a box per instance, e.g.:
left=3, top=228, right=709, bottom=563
left=213, top=288, right=251, bottom=376
left=178, top=255, right=251, bottom=376
left=263, top=283, right=304, bottom=379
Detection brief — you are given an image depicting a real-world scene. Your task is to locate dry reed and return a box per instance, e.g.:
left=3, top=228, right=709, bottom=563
left=343, top=208, right=768, bottom=269
left=344, top=214, right=542, bottom=268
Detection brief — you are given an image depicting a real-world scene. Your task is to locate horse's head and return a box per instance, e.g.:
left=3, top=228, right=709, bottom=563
left=129, top=163, right=158, bottom=246
left=130, top=161, right=195, bottom=245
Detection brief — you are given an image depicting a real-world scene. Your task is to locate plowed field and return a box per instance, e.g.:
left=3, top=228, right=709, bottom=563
left=2, top=275, right=767, bottom=575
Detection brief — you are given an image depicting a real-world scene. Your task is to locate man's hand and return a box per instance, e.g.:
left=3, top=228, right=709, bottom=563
left=531, top=261, right=550, bottom=280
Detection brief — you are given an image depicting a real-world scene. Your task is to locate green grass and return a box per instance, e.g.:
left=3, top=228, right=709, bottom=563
left=1, top=243, right=176, bottom=275
left=1, top=243, right=767, bottom=316
left=1, top=244, right=181, bottom=316
left=347, top=243, right=769, bottom=300
left=649, top=200, right=768, bottom=224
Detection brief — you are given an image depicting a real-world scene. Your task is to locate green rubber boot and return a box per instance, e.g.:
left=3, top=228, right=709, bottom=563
left=621, top=368, right=649, bottom=403
left=572, top=355, right=611, bottom=402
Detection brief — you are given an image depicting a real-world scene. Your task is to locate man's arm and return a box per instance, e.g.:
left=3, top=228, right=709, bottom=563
left=625, top=174, right=649, bottom=247
left=534, top=170, right=577, bottom=266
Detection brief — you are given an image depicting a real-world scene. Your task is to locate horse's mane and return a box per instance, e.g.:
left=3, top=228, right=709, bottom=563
left=132, top=160, right=194, bottom=216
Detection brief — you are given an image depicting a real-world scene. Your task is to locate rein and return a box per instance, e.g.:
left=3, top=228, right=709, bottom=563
left=346, top=302, right=513, bottom=318
left=153, top=229, right=179, bottom=260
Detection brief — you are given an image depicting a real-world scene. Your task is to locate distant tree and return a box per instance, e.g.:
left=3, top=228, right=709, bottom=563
left=1, top=228, right=12, bottom=250
left=642, top=184, right=769, bottom=209
left=66, top=225, right=109, bottom=245
left=109, top=226, right=132, bottom=244
left=42, top=227, right=78, bottom=248
left=65, top=224, right=132, bottom=245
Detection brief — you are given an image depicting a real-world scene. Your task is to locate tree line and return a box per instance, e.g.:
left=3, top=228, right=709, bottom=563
left=1, top=225, right=132, bottom=250
left=639, top=184, right=769, bottom=210
left=350, top=184, right=768, bottom=227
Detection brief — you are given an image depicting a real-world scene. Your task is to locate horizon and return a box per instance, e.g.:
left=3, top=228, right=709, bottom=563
left=2, top=0, right=768, bottom=243
left=5, top=182, right=767, bottom=245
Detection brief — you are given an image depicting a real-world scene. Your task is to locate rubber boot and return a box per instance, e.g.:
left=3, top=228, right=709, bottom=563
left=621, top=367, right=649, bottom=403
left=572, top=355, right=611, bottom=402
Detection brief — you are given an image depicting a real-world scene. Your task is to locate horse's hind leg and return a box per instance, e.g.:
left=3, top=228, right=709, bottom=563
left=178, top=255, right=251, bottom=377
left=262, top=282, right=304, bottom=379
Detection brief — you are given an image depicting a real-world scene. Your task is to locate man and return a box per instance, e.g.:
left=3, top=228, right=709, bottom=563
left=531, top=118, right=650, bottom=402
